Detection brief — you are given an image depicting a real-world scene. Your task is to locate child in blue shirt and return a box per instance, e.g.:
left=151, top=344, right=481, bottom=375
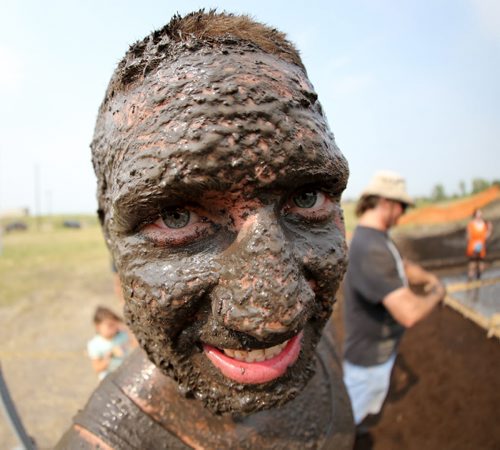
left=87, top=306, right=131, bottom=380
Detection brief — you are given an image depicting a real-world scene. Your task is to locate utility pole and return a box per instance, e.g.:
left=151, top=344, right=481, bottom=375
left=46, top=190, right=52, bottom=216
left=34, top=164, right=41, bottom=231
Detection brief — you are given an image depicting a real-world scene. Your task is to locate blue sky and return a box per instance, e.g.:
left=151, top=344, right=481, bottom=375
left=1, top=0, right=499, bottom=214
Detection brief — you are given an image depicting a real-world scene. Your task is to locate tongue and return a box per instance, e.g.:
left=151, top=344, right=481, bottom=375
left=203, top=332, right=302, bottom=384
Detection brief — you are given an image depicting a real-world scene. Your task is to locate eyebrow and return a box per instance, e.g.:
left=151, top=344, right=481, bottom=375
left=258, top=165, right=347, bottom=194
left=111, top=148, right=348, bottom=231
left=112, top=173, right=227, bottom=232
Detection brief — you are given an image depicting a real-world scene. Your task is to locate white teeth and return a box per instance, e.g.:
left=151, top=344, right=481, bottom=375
left=222, top=339, right=289, bottom=362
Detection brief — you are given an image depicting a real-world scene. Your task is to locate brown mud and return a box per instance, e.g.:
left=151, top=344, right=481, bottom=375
left=338, top=189, right=500, bottom=449
left=334, top=277, right=500, bottom=450
left=393, top=188, right=500, bottom=270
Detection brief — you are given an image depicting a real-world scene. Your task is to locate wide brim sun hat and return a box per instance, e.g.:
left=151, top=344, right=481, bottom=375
left=361, top=170, right=414, bottom=206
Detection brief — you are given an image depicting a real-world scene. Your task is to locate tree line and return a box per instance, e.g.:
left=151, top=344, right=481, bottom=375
left=429, top=178, right=500, bottom=202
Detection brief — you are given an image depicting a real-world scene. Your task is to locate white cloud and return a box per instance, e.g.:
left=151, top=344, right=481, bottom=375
left=469, top=0, right=500, bottom=42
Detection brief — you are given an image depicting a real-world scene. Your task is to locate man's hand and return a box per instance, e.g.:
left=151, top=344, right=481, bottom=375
left=424, top=277, right=446, bottom=298
left=425, top=279, right=447, bottom=305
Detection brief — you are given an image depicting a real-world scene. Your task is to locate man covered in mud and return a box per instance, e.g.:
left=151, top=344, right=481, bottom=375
left=57, top=10, right=354, bottom=449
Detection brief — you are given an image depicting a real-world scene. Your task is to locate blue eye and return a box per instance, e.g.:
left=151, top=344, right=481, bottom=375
left=161, top=209, right=191, bottom=228
left=293, top=191, right=318, bottom=209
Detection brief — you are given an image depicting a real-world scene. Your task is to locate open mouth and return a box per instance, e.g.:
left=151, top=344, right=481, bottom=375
left=203, top=332, right=303, bottom=384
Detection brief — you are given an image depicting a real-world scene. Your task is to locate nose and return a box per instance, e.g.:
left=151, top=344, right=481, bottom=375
left=211, top=206, right=314, bottom=341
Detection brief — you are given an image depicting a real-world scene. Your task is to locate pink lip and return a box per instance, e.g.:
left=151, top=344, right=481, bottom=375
left=203, top=332, right=303, bottom=384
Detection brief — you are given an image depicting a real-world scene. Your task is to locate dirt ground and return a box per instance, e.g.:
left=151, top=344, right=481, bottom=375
left=333, top=284, right=500, bottom=450
left=0, top=268, right=116, bottom=449
left=399, top=185, right=500, bottom=226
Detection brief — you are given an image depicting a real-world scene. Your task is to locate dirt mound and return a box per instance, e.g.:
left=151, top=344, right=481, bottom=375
left=333, top=283, right=500, bottom=450
left=393, top=188, right=500, bottom=268
left=399, top=186, right=500, bottom=226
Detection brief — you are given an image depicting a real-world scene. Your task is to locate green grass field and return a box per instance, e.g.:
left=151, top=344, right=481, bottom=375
left=0, top=215, right=110, bottom=307
left=341, top=201, right=357, bottom=233
left=0, top=214, right=119, bottom=448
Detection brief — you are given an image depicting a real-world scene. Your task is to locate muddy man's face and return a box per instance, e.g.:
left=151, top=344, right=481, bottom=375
left=101, top=47, right=348, bottom=414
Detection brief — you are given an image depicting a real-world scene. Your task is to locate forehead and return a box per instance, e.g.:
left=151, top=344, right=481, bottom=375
left=102, top=48, right=347, bottom=206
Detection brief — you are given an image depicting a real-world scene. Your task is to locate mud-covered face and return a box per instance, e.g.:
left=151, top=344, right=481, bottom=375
left=98, top=47, right=348, bottom=415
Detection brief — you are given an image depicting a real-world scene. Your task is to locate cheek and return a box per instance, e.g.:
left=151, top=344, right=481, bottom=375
left=299, top=230, right=347, bottom=293
left=119, top=253, right=220, bottom=331
left=333, top=207, right=346, bottom=235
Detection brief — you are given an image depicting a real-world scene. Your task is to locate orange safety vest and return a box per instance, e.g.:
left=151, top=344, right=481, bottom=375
left=466, top=219, right=488, bottom=258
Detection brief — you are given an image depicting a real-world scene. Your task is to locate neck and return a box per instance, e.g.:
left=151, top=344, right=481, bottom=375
left=358, top=209, right=389, bottom=231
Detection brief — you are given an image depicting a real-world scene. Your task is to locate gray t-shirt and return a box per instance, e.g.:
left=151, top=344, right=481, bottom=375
left=343, top=226, right=406, bottom=366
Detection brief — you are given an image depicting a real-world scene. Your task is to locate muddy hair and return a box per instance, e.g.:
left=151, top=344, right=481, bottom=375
left=93, top=306, right=122, bottom=325
left=108, top=9, right=303, bottom=96
left=355, top=195, right=380, bottom=217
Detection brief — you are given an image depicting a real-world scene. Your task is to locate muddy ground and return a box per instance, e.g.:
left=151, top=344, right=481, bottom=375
left=333, top=274, right=500, bottom=450
left=0, top=271, right=116, bottom=449
left=1, top=270, right=499, bottom=449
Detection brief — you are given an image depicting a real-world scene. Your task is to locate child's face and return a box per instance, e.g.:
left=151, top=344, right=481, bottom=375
left=98, top=49, right=348, bottom=415
left=96, top=318, right=120, bottom=340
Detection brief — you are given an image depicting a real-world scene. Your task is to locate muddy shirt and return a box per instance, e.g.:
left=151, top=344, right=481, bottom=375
left=343, top=226, right=406, bottom=366
left=56, top=327, right=354, bottom=449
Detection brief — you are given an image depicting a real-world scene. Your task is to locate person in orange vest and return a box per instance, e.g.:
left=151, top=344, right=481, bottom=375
left=466, top=209, right=493, bottom=280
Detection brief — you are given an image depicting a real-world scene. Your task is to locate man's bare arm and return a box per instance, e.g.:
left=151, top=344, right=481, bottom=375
left=382, top=281, right=445, bottom=328
left=403, top=260, right=439, bottom=287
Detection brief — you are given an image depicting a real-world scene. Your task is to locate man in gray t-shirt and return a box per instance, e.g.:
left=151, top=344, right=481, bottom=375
left=343, top=171, right=445, bottom=433
left=344, top=226, right=406, bottom=366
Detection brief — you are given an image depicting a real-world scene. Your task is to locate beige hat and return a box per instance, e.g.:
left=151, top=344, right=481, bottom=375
left=361, top=170, right=414, bottom=206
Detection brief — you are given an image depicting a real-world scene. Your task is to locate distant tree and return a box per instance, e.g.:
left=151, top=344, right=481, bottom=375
left=471, top=178, right=490, bottom=194
left=458, top=180, right=467, bottom=197
left=491, top=179, right=500, bottom=188
left=431, top=183, right=446, bottom=202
